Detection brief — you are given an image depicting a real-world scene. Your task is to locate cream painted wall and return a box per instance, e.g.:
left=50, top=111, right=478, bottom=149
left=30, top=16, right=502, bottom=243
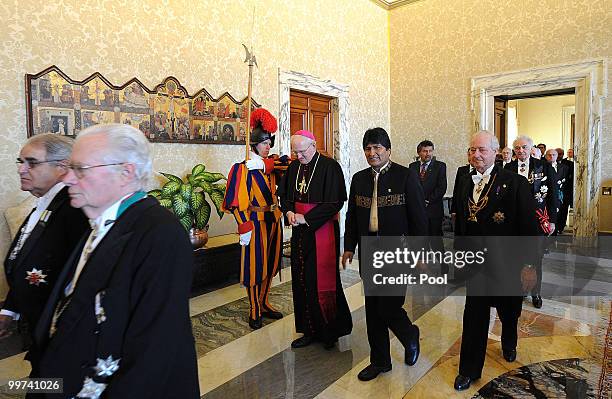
left=0, top=0, right=390, bottom=296
left=389, top=0, right=611, bottom=195
left=515, top=94, right=575, bottom=151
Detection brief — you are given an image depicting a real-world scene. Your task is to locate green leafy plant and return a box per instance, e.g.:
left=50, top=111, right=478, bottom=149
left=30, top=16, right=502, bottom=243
left=148, top=164, right=226, bottom=231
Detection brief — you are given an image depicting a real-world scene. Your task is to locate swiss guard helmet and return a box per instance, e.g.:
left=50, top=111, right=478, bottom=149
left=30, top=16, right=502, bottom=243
left=250, top=108, right=277, bottom=149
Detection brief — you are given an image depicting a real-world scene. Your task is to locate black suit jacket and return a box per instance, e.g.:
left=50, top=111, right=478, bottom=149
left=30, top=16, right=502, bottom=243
left=344, top=162, right=428, bottom=252
left=504, top=157, right=559, bottom=230
left=561, top=158, right=574, bottom=205
left=34, top=197, right=199, bottom=399
left=3, top=187, right=88, bottom=333
left=550, top=162, right=570, bottom=208
left=450, top=164, right=471, bottom=215
left=408, top=159, right=447, bottom=219
left=453, top=165, right=539, bottom=295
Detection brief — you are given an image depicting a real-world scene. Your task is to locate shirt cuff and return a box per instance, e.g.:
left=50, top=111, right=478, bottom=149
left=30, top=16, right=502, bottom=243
left=0, top=309, right=20, bottom=320
left=238, top=220, right=254, bottom=234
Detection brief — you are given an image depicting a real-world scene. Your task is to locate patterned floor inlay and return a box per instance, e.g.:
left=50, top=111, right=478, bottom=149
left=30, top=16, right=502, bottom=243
left=473, top=358, right=600, bottom=399
left=191, top=269, right=362, bottom=357
left=201, top=295, right=447, bottom=399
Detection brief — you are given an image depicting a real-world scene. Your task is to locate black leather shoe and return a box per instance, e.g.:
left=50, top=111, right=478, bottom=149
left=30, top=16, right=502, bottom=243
left=503, top=348, right=517, bottom=362
left=532, top=295, right=543, bottom=309
left=404, top=325, right=420, bottom=366
left=261, top=309, right=283, bottom=319
left=357, top=364, right=391, bottom=381
left=291, top=335, right=313, bottom=348
left=248, top=317, right=262, bottom=330
left=454, top=374, right=477, bottom=391
left=323, top=338, right=338, bottom=350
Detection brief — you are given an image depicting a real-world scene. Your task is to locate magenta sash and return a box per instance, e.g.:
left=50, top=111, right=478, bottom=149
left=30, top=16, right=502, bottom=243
left=295, top=202, right=338, bottom=323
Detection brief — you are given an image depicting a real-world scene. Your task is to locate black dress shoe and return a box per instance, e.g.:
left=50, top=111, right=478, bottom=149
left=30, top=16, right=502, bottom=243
left=404, top=325, right=420, bottom=366
left=291, top=335, right=313, bottom=348
left=261, top=309, right=283, bottom=319
left=357, top=364, right=391, bottom=381
left=503, top=348, right=517, bottom=362
left=248, top=317, right=262, bottom=330
left=323, top=338, right=338, bottom=350
left=454, top=374, right=477, bottom=391
left=532, top=295, right=543, bottom=309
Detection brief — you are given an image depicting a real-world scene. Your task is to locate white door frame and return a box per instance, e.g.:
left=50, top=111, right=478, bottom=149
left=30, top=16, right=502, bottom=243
left=471, top=59, right=607, bottom=236
left=277, top=69, right=351, bottom=233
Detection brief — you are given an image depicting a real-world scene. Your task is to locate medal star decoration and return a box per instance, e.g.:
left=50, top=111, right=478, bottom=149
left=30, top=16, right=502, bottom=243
left=94, top=355, right=121, bottom=377
left=25, top=268, right=47, bottom=286
left=492, top=211, right=505, bottom=224
left=77, top=377, right=107, bottom=399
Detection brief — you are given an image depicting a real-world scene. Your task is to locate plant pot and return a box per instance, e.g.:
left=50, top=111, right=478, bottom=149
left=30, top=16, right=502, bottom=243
left=189, top=227, right=209, bottom=249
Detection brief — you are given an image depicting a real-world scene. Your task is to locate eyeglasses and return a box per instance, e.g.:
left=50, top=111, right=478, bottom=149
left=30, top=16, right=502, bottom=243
left=513, top=145, right=530, bottom=151
left=291, top=143, right=314, bottom=157
left=16, top=158, right=65, bottom=169
left=67, top=162, right=125, bottom=179
left=468, top=147, right=492, bottom=154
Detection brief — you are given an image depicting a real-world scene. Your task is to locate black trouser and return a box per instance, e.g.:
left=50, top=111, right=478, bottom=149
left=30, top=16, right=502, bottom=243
left=365, top=294, right=416, bottom=367
left=458, top=296, right=522, bottom=378
left=557, top=203, right=570, bottom=233
left=428, top=216, right=446, bottom=273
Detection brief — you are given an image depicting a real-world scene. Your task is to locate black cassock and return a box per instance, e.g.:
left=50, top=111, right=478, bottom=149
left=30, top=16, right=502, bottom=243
left=278, top=152, right=352, bottom=342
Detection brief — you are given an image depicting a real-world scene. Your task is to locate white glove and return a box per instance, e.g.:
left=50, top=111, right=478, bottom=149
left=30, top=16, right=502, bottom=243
left=239, top=231, right=252, bottom=246
left=246, top=158, right=265, bottom=170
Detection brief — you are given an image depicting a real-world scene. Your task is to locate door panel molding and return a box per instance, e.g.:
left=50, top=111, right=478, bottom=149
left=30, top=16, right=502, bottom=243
left=278, top=69, right=350, bottom=232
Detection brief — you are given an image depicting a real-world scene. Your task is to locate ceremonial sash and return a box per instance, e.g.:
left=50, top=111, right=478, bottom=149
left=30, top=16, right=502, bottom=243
left=295, top=202, right=338, bottom=323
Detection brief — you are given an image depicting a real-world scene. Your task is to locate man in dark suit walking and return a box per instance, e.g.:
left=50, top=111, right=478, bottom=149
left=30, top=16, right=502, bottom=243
left=342, top=128, right=428, bottom=381
left=409, top=141, right=447, bottom=270
left=451, top=148, right=473, bottom=218
left=34, top=124, right=199, bottom=398
left=504, top=135, right=558, bottom=308
left=453, top=131, right=538, bottom=391
left=558, top=148, right=574, bottom=234
left=545, top=149, right=570, bottom=235
left=0, top=134, right=88, bottom=373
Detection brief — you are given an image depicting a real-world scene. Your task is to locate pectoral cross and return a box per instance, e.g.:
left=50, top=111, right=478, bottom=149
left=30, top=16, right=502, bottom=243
left=297, top=176, right=307, bottom=194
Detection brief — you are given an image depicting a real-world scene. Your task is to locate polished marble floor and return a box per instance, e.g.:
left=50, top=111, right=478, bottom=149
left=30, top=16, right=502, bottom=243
left=0, top=246, right=610, bottom=399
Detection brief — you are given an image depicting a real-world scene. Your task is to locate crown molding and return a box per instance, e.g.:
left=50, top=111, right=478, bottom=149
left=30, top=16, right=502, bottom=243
left=369, top=0, right=424, bottom=11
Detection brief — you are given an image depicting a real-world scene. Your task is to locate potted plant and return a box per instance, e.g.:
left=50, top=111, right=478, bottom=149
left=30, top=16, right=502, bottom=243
left=148, top=164, right=227, bottom=248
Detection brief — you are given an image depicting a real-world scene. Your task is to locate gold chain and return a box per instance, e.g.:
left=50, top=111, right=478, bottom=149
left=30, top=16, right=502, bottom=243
left=467, top=174, right=497, bottom=222
left=295, top=153, right=320, bottom=195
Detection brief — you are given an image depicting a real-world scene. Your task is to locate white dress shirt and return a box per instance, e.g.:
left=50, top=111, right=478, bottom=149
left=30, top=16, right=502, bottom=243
left=64, top=192, right=134, bottom=296
left=472, top=164, right=495, bottom=202
left=517, top=157, right=530, bottom=179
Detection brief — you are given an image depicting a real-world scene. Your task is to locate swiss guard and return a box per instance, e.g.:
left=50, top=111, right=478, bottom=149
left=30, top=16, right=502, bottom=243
left=222, top=108, right=284, bottom=329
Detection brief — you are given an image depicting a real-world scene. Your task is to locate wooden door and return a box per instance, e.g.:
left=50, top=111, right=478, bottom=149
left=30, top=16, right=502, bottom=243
left=494, top=97, right=507, bottom=148
left=290, top=90, right=333, bottom=157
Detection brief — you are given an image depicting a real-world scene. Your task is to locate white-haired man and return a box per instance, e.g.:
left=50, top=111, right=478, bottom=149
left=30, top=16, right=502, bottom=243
left=278, top=130, right=352, bottom=350
left=33, top=124, right=199, bottom=398
left=500, top=146, right=513, bottom=167
left=1, top=134, right=88, bottom=374
left=505, top=135, right=558, bottom=309
left=453, top=131, right=538, bottom=390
